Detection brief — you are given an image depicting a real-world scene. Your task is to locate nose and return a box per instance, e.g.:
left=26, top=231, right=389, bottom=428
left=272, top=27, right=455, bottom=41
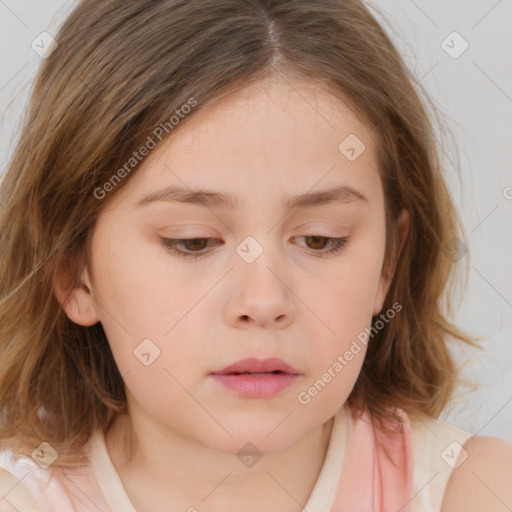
left=224, top=257, right=297, bottom=330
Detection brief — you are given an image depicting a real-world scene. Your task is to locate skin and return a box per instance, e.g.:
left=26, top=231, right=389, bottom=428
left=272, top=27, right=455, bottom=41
left=55, top=76, right=512, bottom=511
left=441, top=437, right=512, bottom=511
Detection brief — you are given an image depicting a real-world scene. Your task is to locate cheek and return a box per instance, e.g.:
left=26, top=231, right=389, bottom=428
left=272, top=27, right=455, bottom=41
left=319, top=249, right=384, bottom=334
left=96, top=274, right=206, bottom=380
left=91, top=229, right=194, bottom=328
left=294, top=296, right=371, bottom=419
left=306, top=287, right=371, bottom=380
left=295, top=332, right=368, bottom=421
left=299, top=240, right=384, bottom=395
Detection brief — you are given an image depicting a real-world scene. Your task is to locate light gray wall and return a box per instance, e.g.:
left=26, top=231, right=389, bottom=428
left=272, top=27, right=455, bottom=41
left=366, top=0, right=512, bottom=441
left=1, top=0, right=510, bottom=440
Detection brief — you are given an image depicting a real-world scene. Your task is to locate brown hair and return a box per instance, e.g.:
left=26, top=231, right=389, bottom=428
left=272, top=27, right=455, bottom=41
left=0, top=0, right=479, bottom=468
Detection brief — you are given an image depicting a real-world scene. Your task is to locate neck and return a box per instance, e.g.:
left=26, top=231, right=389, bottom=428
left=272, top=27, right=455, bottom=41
left=105, top=411, right=335, bottom=512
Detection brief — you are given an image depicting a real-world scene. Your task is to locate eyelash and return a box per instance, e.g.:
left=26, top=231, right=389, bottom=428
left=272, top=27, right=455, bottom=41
left=159, top=235, right=349, bottom=260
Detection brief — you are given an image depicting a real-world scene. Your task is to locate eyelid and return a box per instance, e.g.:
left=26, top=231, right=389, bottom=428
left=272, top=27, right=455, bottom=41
left=159, top=235, right=349, bottom=260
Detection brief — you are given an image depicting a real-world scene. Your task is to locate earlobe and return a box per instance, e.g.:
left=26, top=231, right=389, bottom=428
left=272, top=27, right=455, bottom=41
left=373, top=208, right=410, bottom=316
left=53, top=264, right=100, bottom=326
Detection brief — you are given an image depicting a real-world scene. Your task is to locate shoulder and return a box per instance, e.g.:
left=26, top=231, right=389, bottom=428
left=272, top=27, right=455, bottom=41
left=0, top=467, right=43, bottom=511
left=441, top=435, right=512, bottom=511
left=407, top=413, right=473, bottom=511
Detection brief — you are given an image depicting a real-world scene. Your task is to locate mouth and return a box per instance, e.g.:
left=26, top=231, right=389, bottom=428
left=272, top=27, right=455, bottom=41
left=210, top=358, right=300, bottom=398
left=227, top=370, right=287, bottom=376
left=211, top=357, right=301, bottom=376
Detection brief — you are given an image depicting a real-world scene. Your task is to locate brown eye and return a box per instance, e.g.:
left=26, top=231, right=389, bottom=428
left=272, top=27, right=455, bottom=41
left=294, top=236, right=349, bottom=256
left=160, top=235, right=348, bottom=260
left=160, top=237, right=223, bottom=259
left=179, top=238, right=209, bottom=251
left=304, top=235, right=329, bottom=250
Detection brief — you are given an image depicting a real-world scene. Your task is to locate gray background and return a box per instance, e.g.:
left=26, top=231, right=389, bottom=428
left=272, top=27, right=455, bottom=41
left=1, top=0, right=511, bottom=440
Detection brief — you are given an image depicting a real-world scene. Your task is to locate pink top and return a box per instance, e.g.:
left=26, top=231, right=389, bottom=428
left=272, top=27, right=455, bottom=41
left=0, top=404, right=472, bottom=511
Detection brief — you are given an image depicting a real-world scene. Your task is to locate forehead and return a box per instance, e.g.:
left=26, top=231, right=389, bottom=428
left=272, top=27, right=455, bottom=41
left=109, top=77, right=382, bottom=211
left=167, top=78, right=375, bottom=156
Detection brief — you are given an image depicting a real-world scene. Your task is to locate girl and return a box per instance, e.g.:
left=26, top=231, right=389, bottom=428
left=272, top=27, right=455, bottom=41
left=0, top=0, right=510, bottom=511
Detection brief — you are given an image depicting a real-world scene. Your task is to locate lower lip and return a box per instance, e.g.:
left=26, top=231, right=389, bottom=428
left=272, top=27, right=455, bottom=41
left=210, top=373, right=299, bottom=398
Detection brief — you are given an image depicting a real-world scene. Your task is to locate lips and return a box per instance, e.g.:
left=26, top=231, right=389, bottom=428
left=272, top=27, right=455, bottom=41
left=211, top=357, right=300, bottom=376
left=210, top=357, right=300, bottom=398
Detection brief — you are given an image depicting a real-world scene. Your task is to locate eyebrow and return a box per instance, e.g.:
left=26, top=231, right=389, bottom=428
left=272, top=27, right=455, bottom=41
left=135, top=184, right=369, bottom=210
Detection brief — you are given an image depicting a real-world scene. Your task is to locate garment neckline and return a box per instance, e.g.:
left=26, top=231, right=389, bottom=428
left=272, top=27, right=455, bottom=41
left=88, top=405, right=349, bottom=512
left=87, top=428, right=137, bottom=511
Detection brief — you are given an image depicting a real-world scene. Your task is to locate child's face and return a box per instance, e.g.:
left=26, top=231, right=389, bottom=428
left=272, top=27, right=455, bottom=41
left=65, top=77, right=406, bottom=454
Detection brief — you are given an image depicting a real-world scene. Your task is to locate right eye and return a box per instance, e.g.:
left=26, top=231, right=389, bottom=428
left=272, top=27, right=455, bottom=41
left=160, top=237, right=223, bottom=259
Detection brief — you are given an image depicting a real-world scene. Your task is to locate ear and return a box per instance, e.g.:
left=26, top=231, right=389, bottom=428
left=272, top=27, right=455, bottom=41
left=53, top=261, right=100, bottom=326
left=373, top=208, right=410, bottom=316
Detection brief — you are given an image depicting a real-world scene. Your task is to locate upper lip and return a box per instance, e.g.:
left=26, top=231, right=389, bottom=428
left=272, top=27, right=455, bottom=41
left=211, top=357, right=300, bottom=375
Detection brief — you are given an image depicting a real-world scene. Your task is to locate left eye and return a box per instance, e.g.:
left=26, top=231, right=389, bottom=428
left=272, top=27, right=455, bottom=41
left=160, top=235, right=349, bottom=259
